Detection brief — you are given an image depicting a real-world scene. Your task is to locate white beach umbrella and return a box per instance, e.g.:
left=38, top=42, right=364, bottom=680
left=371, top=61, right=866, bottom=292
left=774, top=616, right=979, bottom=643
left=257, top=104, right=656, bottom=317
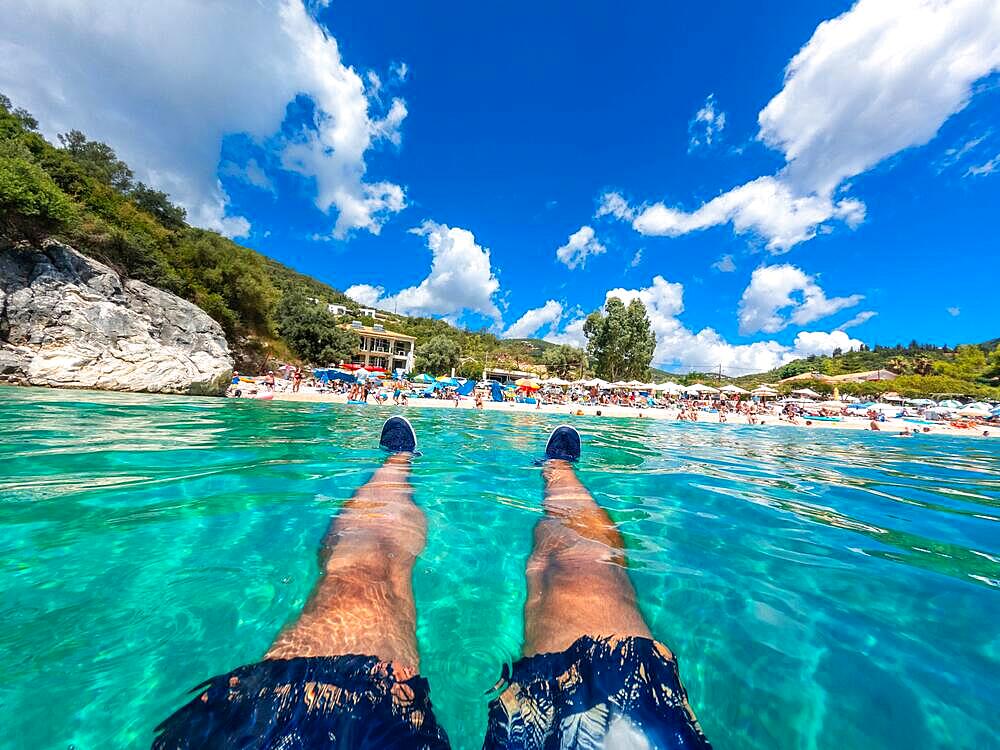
left=957, top=403, right=991, bottom=416
left=661, top=382, right=684, bottom=393
left=544, top=377, right=570, bottom=386
left=595, top=378, right=613, bottom=389
left=697, top=384, right=720, bottom=394
left=720, top=384, right=749, bottom=394
left=625, top=380, right=646, bottom=389
left=938, top=399, right=962, bottom=408
left=791, top=387, right=821, bottom=398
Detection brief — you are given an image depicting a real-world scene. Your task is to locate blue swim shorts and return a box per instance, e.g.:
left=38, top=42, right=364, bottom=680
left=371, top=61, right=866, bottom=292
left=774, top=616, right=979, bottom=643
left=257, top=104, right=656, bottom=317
left=153, top=636, right=710, bottom=749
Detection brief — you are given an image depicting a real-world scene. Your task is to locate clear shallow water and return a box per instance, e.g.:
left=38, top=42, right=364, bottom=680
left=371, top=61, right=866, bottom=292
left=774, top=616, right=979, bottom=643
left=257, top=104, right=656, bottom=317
left=1, top=386, right=998, bottom=750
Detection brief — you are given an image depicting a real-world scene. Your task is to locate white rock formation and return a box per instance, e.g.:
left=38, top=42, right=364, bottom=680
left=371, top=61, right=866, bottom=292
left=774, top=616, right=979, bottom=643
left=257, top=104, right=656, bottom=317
left=0, top=239, right=233, bottom=395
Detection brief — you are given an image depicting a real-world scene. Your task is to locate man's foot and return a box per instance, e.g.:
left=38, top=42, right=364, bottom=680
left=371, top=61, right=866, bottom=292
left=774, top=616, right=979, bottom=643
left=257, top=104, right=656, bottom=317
left=380, top=416, right=418, bottom=453
left=545, top=425, right=581, bottom=462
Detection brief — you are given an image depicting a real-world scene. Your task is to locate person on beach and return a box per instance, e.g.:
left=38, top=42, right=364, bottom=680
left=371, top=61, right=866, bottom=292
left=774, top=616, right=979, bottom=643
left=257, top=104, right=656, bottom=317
left=153, top=419, right=711, bottom=750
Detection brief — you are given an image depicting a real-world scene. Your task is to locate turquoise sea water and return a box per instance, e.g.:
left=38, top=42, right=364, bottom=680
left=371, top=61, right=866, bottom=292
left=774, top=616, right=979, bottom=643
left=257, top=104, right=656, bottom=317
left=1, top=386, right=998, bottom=750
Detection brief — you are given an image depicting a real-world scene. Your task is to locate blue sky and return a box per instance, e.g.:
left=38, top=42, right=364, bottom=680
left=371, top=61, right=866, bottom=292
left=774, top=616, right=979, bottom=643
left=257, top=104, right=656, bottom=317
left=2, top=0, right=998, bottom=373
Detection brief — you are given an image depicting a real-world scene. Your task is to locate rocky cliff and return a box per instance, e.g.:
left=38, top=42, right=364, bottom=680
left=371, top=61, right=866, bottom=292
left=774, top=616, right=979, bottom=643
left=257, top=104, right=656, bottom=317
left=0, top=239, right=233, bottom=395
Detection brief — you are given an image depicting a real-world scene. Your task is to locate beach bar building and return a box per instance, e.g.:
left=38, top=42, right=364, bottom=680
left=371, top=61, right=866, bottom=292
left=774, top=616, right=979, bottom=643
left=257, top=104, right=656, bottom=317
left=342, top=322, right=416, bottom=374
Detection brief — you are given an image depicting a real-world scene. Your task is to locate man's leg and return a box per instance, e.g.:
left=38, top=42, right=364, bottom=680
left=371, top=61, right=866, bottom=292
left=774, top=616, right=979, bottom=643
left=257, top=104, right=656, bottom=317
left=483, top=426, right=710, bottom=750
left=153, top=417, right=450, bottom=749
left=522, top=457, right=654, bottom=657
left=266, top=451, right=425, bottom=669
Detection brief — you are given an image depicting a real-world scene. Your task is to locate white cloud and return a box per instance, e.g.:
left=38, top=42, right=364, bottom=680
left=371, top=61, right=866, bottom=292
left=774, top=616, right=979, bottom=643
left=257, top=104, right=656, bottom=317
left=345, top=284, right=385, bottom=307
left=603, top=0, right=1000, bottom=251
left=555, top=225, right=606, bottom=269
left=737, top=264, right=863, bottom=334
left=503, top=300, right=563, bottom=339
left=221, top=158, right=275, bottom=193
left=392, top=61, right=409, bottom=82
left=629, top=249, right=643, bottom=268
left=689, top=93, right=726, bottom=150
left=965, top=152, right=1000, bottom=176
left=353, top=221, right=502, bottom=322
left=712, top=254, right=736, bottom=273
left=948, top=306, right=961, bottom=316
left=597, top=275, right=863, bottom=373
left=0, top=0, right=408, bottom=239
left=544, top=316, right=589, bottom=349
left=623, top=176, right=866, bottom=252
left=596, top=192, right=635, bottom=221
left=838, top=310, right=877, bottom=330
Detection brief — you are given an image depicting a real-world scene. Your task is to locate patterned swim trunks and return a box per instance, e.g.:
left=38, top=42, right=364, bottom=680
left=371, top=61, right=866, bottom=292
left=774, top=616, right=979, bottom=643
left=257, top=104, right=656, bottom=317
left=153, top=636, right=711, bottom=749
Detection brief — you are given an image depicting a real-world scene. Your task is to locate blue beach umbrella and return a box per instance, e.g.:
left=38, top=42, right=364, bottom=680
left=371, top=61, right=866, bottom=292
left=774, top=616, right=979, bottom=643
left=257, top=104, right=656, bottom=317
left=436, top=376, right=460, bottom=387
left=413, top=373, right=434, bottom=383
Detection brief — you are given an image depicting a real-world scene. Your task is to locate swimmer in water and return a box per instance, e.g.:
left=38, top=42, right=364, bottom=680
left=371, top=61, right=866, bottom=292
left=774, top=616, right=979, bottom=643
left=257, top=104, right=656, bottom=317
left=154, top=420, right=711, bottom=750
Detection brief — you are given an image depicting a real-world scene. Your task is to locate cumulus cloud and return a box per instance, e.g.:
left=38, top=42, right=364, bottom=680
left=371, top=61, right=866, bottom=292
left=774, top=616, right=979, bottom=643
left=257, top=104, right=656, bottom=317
left=344, top=284, right=386, bottom=307
left=737, top=264, right=863, bottom=335
left=351, top=221, right=501, bottom=322
left=628, top=177, right=866, bottom=251
left=689, top=93, right=726, bottom=150
left=598, top=276, right=863, bottom=373
left=555, top=225, right=606, bottom=269
left=712, top=254, right=736, bottom=273
left=948, top=306, right=961, bottom=316
left=544, top=316, right=589, bottom=349
left=0, top=0, right=408, bottom=239
left=596, top=192, right=635, bottom=222
left=602, top=0, right=1000, bottom=251
left=503, top=300, right=563, bottom=339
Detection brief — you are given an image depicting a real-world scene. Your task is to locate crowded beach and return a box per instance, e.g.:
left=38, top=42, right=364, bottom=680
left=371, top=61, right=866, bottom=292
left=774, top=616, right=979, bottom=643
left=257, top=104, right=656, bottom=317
left=228, top=365, right=999, bottom=438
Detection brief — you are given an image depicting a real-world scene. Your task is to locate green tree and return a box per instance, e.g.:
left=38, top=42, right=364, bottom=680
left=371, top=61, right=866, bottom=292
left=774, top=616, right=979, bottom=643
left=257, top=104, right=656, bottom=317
left=542, top=344, right=587, bottom=378
left=275, top=290, right=359, bottom=365
left=886, top=356, right=909, bottom=374
left=130, top=182, right=186, bottom=229
left=913, top=356, right=934, bottom=376
left=58, top=130, right=135, bottom=191
left=416, top=334, right=461, bottom=374
left=934, top=345, right=986, bottom=380
left=584, top=297, right=656, bottom=380
left=0, top=154, right=74, bottom=237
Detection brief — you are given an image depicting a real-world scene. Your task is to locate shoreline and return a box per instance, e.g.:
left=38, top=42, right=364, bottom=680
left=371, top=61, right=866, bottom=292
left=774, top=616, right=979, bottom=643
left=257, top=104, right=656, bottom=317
left=270, top=390, right=996, bottom=439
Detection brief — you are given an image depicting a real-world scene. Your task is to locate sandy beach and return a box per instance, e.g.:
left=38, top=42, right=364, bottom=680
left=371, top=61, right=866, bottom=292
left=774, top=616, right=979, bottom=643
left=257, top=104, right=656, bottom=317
left=268, top=389, right=996, bottom=439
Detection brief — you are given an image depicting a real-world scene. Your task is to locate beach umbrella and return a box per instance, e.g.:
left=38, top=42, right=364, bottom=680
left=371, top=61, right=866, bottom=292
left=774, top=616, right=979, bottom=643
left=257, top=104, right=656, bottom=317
left=791, top=388, right=821, bottom=398
left=939, top=399, right=962, bottom=408
left=413, top=373, right=434, bottom=383
left=596, top=379, right=613, bottom=389
left=720, top=384, right=749, bottom=394
left=542, top=377, right=570, bottom=386
left=908, top=398, right=936, bottom=406
left=696, top=384, right=720, bottom=394
left=625, top=380, right=646, bottom=389
left=957, top=405, right=990, bottom=417
left=437, top=376, right=460, bottom=387
left=515, top=377, right=540, bottom=390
